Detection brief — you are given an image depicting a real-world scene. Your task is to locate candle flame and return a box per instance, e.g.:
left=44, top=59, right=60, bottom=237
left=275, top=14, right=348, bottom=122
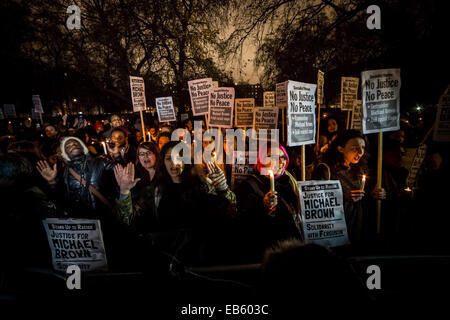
left=362, top=175, right=366, bottom=182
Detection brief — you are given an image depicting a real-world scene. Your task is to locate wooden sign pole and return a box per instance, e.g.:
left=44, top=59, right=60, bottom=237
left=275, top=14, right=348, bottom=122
left=376, top=132, right=383, bottom=234
left=140, top=110, right=146, bottom=142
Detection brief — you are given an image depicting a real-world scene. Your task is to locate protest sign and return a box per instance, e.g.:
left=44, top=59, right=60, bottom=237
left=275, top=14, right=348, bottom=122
left=298, top=180, right=349, bottom=247
left=406, top=143, right=427, bottom=188
left=317, top=70, right=324, bottom=105
left=351, top=99, right=363, bottom=130
left=188, top=78, right=213, bottom=116
left=180, top=113, right=189, bottom=122
left=42, top=218, right=108, bottom=272
left=32, top=95, right=44, bottom=113
left=3, top=104, right=16, bottom=117
left=235, top=98, right=254, bottom=127
left=286, top=81, right=316, bottom=146
left=129, top=76, right=147, bottom=112
left=156, top=96, right=176, bottom=122
left=208, top=87, right=234, bottom=128
left=31, top=108, right=40, bottom=120
left=254, top=107, right=278, bottom=130
left=263, top=91, right=275, bottom=108
left=276, top=81, right=288, bottom=108
left=361, top=69, right=401, bottom=134
left=230, top=151, right=257, bottom=191
left=433, top=85, right=450, bottom=142
left=340, top=77, right=359, bottom=111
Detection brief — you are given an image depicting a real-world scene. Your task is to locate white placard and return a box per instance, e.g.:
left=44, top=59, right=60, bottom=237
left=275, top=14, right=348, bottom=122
left=276, top=81, right=288, bottom=109
left=32, top=95, right=44, bottom=113
left=156, top=96, right=176, bottom=122
left=263, top=91, right=275, bottom=108
left=351, top=99, right=362, bottom=130
left=42, top=218, right=108, bottom=272
left=254, top=107, right=278, bottom=130
left=317, top=70, right=324, bottom=105
left=287, top=80, right=316, bottom=146
left=340, top=77, right=359, bottom=111
left=298, top=180, right=349, bottom=247
left=235, top=98, right=255, bottom=127
left=361, top=68, right=401, bottom=134
left=129, top=76, right=147, bottom=112
left=433, top=85, right=450, bottom=142
left=208, top=87, right=235, bottom=128
left=188, top=78, right=213, bottom=116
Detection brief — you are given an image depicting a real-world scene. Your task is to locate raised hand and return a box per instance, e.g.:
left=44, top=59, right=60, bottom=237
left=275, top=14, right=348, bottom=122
left=36, top=160, right=57, bottom=184
left=206, top=162, right=228, bottom=191
left=114, top=163, right=140, bottom=194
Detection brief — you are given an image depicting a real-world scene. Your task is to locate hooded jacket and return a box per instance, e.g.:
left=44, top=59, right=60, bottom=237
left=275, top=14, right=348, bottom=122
left=49, top=136, right=117, bottom=217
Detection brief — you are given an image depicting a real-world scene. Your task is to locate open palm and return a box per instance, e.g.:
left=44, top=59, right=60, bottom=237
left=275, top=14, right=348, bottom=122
left=36, top=160, right=57, bottom=183
left=114, top=163, right=140, bottom=194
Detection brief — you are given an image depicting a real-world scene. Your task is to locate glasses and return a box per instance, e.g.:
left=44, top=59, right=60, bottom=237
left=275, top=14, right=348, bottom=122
left=138, top=151, right=154, bottom=157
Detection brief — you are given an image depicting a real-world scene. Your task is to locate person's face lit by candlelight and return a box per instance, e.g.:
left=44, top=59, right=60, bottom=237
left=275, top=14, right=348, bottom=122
left=338, top=137, right=365, bottom=167
left=164, top=147, right=184, bottom=181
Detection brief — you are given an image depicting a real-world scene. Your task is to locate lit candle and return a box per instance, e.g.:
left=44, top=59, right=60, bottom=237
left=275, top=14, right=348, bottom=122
left=268, top=170, right=275, bottom=192
left=361, top=175, right=366, bottom=191
left=148, top=131, right=151, bottom=141
left=101, top=141, right=107, bottom=155
left=212, top=151, right=217, bottom=163
left=404, top=187, right=412, bottom=192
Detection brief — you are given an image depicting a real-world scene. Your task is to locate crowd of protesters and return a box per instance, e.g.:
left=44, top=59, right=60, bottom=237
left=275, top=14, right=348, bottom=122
left=0, top=109, right=449, bottom=278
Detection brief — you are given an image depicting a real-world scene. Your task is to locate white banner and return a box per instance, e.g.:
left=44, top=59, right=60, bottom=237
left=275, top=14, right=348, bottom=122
left=208, top=87, right=235, bottom=128
left=129, top=76, right=147, bottom=112
left=361, top=68, right=401, bottom=134
left=32, top=95, right=44, bottom=113
left=340, top=77, right=359, bottom=111
left=433, top=85, right=450, bottom=142
left=42, top=218, right=108, bottom=272
left=287, top=80, right=316, bottom=146
left=188, top=78, right=213, bottom=116
left=156, top=96, right=176, bottom=122
left=298, top=180, right=349, bottom=247
left=235, top=98, right=255, bottom=127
